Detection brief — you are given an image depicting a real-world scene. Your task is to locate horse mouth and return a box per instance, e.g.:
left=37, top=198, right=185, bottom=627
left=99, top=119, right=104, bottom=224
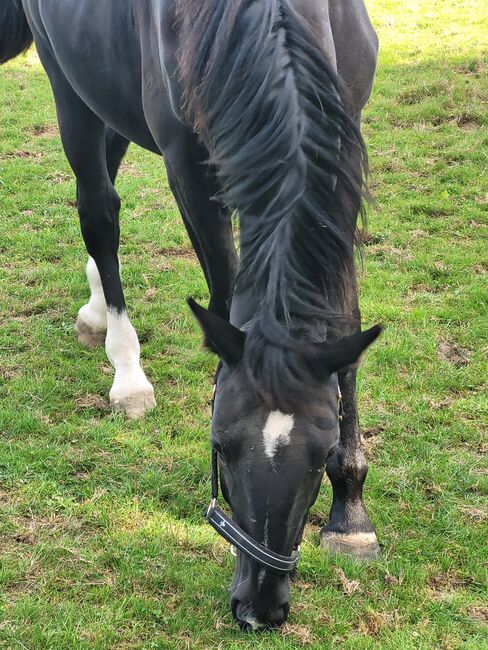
left=232, top=598, right=290, bottom=632
left=237, top=617, right=269, bottom=632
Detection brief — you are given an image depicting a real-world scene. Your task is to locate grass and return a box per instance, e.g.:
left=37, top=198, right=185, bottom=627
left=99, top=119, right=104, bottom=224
left=0, top=0, right=487, bottom=647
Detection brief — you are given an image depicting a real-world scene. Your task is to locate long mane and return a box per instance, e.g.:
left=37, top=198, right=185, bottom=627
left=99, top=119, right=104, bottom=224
left=177, top=0, right=367, bottom=405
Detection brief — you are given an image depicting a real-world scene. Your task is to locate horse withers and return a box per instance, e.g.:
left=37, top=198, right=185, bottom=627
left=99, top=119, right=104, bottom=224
left=1, top=0, right=379, bottom=630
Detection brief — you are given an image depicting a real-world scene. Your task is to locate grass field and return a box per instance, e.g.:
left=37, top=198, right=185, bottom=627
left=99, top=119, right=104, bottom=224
left=0, top=1, right=487, bottom=648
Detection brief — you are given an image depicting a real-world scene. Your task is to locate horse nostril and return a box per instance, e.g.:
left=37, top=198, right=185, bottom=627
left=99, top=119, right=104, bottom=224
left=266, top=602, right=289, bottom=628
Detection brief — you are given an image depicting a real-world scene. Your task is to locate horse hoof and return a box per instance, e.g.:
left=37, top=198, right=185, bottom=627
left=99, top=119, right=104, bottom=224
left=110, top=389, right=156, bottom=419
left=320, top=530, right=381, bottom=561
left=76, top=317, right=106, bottom=348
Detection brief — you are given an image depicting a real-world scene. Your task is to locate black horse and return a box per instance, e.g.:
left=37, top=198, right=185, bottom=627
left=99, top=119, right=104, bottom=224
left=1, top=0, right=380, bottom=630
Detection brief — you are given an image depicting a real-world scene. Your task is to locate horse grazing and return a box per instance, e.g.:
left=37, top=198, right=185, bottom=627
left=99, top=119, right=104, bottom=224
left=1, top=0, right=380, bottom=630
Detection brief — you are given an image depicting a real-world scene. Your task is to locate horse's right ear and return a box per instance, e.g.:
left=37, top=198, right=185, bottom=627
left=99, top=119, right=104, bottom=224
left=187, top=298, right=246, bottom=366
left=311, top=325, right=382, bottom=379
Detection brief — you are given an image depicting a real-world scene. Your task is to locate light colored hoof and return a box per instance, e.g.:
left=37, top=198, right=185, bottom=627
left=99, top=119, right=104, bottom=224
left=110, top=389, right=156, bottom=419
left=76, top=317, right=106, bottom=349
left=320, top=530, right=381, bottom=561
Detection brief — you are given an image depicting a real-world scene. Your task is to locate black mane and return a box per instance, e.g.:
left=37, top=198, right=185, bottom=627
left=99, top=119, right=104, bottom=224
left=177, top=0, right=367, bottom=405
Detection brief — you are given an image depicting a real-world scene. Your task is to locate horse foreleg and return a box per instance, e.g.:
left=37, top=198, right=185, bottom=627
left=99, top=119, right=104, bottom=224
left=76, top=129, right=130, bottom=348
left=321, top=366, right=380, bottom=560
left=43, top=58, right=154, bottom=418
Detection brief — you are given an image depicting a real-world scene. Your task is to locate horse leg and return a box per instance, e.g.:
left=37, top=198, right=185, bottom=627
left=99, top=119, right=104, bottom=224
left=162, top=130, right=237, bottom=320
left=320, top=116, right=380, bottom=560
left=320, top=360, right=381, bottom=560
left=76, top=129, right=130, bottom=348
left=47, top=69, right=154, bottom=417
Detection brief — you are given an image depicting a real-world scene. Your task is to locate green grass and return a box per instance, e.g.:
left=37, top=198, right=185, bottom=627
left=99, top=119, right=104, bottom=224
left=0, top=1, right=487, bottom=647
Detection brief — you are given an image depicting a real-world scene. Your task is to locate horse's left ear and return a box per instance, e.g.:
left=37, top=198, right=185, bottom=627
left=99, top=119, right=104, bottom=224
left=313, top=325, right=382, bottom=377
left=187, top=298, right=246, bottom=366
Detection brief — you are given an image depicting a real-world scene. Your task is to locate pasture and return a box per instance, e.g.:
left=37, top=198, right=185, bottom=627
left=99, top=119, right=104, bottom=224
left=0, top=0, right=487, bottom=647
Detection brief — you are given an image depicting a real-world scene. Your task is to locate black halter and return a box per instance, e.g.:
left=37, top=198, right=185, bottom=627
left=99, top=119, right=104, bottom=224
left=205, top=365, right=300, bottom=575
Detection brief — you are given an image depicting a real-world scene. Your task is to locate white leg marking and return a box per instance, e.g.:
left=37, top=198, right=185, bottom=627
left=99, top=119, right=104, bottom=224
left=77, top=257, right=107, bottom=333
left=106, top=308, right=156, bottom=418
left=262, top=411, right=294, bottom=459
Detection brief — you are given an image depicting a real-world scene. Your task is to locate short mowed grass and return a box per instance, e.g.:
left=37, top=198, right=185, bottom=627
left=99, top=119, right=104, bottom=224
left=0, top=1, right=487, bottom=648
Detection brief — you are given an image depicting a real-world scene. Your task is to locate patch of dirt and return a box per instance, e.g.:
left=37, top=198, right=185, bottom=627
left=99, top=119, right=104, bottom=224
left=1, top=367, right=21, bottom=380
left=358, top=610, right=397, bottom=638
left=119, top=161, right=143, bottom=177
left=282, top=623, right=316, bottom=645
left=361, top=425, right=385, bottom=456
left=438, top=340, right=472, bottom=367
left=468, top=606, right=488, bottom=624
left=427, top=572, right=472, bottom=601
left=13, top=303, right=50, bottom=317
left=30, top=123, right=58, bottom=137
left=456, top=61, right=487, bottom=77
left=74, top=394, right=109, bottom=411
left=368, top=244, right=414, bottom=262
left=358, top=231, right=384, bottom=246
left=461, top=506, right=487, bottom=523
left=383, top=573, right=403, bottom=587
left=152, top=258, right=172, bottom=272
left=455, top=114, right=481, bottom=130
left=307, top=511, right=326, bottom=527
left=10, top=513, right=86, bottom=547
left=0, top=150, right=42, bottom=160
left=408, top=282, right=442, bottom=297
left=160, top=246, right=197, bottom=260
left=46, top=171, right=71, bottom=183
left=335, top=568, right=361, bottom=596
left=425, top=396, right=455, bottom=410
left=472, top=262, right=488, bottom=275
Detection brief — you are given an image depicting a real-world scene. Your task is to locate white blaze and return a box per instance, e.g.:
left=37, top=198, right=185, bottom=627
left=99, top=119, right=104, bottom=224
left=262, top=411, right=294, bottom=459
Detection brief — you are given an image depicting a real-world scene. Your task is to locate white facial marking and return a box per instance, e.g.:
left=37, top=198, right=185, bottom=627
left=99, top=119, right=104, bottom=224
left=262, top=411, right=294, bottom=459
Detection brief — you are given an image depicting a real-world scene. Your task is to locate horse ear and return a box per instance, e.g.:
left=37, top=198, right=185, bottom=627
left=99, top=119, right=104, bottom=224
left=187, top=298, right=245, bottom=366
left=313, top=325, right=382, bottom=378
